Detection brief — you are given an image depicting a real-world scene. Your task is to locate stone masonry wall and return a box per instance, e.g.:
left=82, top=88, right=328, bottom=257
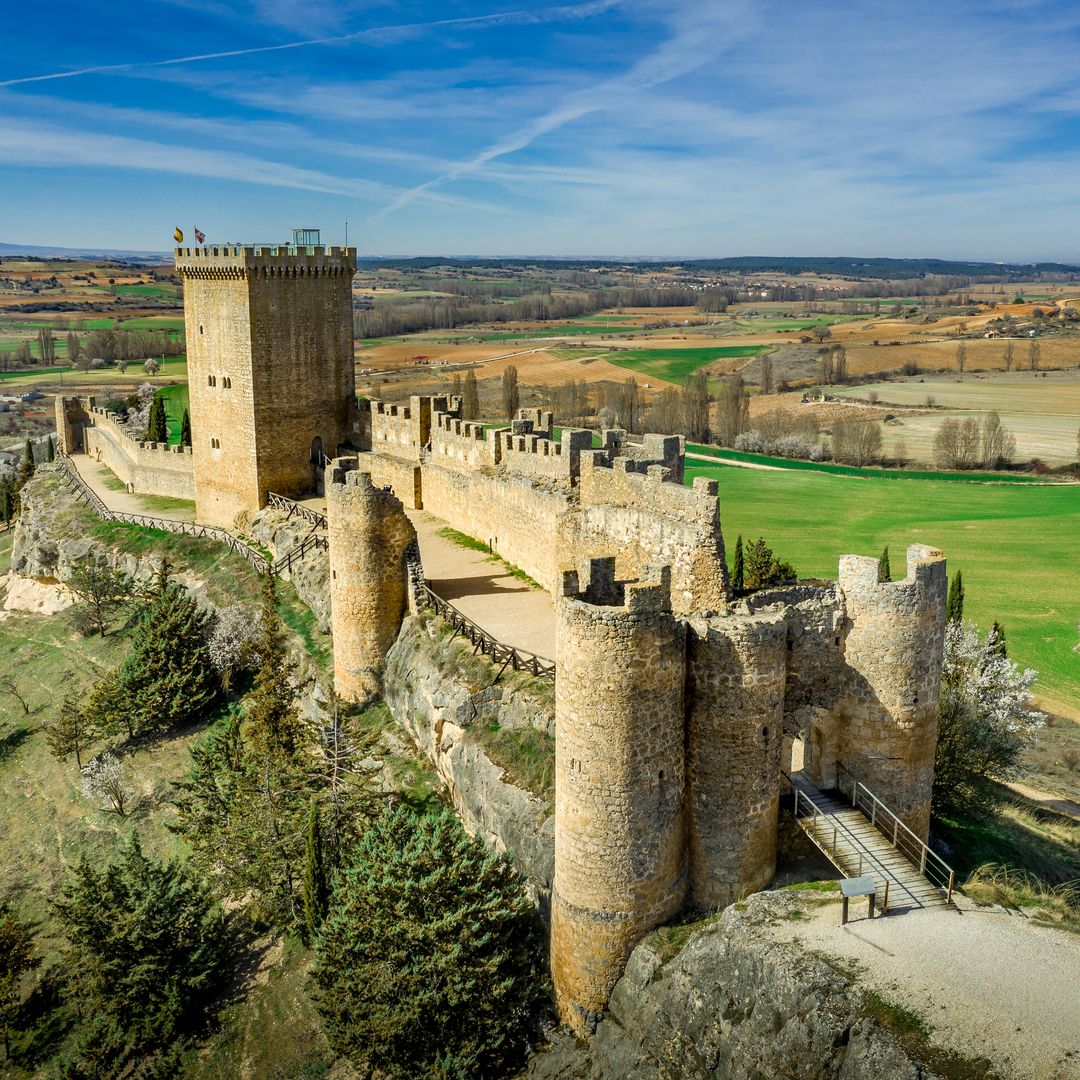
left=326, top=458, right=417, bottom=703
left=685, top=611, right=786, bottom=909
left=552, top=560, right=687, bottom=1036
left=356, top=450, right=423, bottom=509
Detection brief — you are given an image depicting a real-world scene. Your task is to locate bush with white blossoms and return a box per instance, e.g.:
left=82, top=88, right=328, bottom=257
left=933, top=620, right=1044, bottom=814
left=733, top=430, right=829, bottom=461
left=121, top=382, right=156, bottom=441
left=81, top=752, right=134, bottom=816
left=207, top=603, right=265, bottom=689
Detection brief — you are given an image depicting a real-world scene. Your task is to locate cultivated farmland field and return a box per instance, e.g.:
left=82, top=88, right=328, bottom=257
left=684, top=464, right=1080, bottom=716
left=605, top=345, right=768, bottom=382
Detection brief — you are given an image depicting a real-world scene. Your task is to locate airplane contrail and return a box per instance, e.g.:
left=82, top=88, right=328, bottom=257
left=0, top=1, right=622, bottom=89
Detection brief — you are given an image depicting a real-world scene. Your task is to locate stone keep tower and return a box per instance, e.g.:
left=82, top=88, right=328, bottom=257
left=552, top=558, right=687, bottom=1036
left=836, top=544, right=947, bottom=840
left=325, top=458, right=417, bottom=704
left=175, top=234, right=357, bottom=529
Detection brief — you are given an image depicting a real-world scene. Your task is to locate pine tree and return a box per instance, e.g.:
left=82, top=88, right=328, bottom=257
left=878, top=545, right=892, bottom=582
left=946, top=569, right=965, bottom=623
left=311, top=806, right=546, bottom=1079
left=113, top=572, right=217, bottom=736
left=46, top=691, right=96, bottom=769
left=731, top=535, right=744, bottom=593
left=0, top=901, right=36, bottom=1060
left=53, top=834, right=226, bottom=1055
left=180, top=407, right=192, bottom=448
left=302, top=799, right=329, bottom=942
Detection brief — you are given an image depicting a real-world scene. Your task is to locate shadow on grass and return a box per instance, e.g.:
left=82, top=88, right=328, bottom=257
left=0, top=723, right=33, bottom=764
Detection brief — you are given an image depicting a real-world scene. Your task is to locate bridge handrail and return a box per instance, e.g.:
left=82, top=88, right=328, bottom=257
left=418, top=582, right=555, bottom=681
left=836, top=761, right=955, bottom=901
left=55, top=453, right=272, bottom=576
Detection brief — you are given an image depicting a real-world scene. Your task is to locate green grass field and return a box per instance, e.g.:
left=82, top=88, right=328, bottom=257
left=684, top=464, right=1080, bottom=715
left=607, top=345, right=769, bottom=382
left=156, top=383, right=190, bottom=444
left=114, top=284, right=179, bottom=299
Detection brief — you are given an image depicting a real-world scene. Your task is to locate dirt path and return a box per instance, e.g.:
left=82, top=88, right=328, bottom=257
left=767, top=895, right=1080, bottom=1079
left=684, top=450, right=786, bottom=472
left=1005, top=781, right=1080, bottom=820
left=69, top=455, right=196, bottom=521
left=406, top=509, right=556, bottom=659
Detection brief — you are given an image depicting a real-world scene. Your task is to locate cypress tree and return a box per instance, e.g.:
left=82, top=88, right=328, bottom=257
left=46, top=435, right=55, bottom=462
left=13, top=439, right=36, bottom=514
left=990, top=621, right=1007, bottom=658
left=0, top=478, right=12, bottom=526
left=878, top=545, right=891, bottom=582
left=246, top=573, right=304, bottom=757
left=731, top=534, right=744, bottom=593
left=303, top=799, right=329, bottom=942
left=946, top=569, right=964, bottom=623
left=180, top=407, right=192, bottom=448
left=147, top=395, right=168, bottom=443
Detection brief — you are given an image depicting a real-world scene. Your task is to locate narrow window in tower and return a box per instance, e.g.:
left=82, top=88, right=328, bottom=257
left=199, top=325, right=204, bottom=334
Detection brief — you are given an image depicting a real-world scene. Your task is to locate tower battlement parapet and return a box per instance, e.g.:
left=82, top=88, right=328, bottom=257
left=175, top=245, right=356, bottom=279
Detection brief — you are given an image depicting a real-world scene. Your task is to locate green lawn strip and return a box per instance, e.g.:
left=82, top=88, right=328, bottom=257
left=155, top=383, right=190, bottom=444
left=113, top=284, right=180, bottom=299
left=475, top=324, right=643, bottom=341
left=685, top=443, right=1048, bottom=483
left=683, top=463, right=1080, bottom=713
left=607, top=345, right=769, bottom=382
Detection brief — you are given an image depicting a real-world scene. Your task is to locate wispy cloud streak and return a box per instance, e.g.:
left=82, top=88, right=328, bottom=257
left=0, top=0, right=621, bottom=88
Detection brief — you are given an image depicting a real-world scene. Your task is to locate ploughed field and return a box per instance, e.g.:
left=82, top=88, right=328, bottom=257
left=684, top=463, right=1080, bottom=717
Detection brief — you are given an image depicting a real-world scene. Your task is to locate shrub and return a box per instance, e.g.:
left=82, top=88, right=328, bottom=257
left=311, top=805, right=546, bottom=1079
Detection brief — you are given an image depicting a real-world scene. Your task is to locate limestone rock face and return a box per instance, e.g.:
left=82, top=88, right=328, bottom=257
left=384, top=614, right=555, bottom=909
left=241, top=506, right=331, bottom=631
left=529, top=891, right=940, bottom=1080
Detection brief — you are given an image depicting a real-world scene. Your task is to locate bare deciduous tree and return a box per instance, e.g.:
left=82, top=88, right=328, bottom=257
left=0, top=676, right=29, bottom=715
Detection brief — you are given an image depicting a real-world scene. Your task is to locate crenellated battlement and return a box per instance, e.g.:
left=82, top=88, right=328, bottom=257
left=578, top=448, right=718, bottom=521
left=175, top=245, right=356, bottom=280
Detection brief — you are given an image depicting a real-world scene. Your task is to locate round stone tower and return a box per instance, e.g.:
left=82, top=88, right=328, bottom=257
left=551, top=557, right=687, bottom=1036
left=837, top=543, right=947, bottom=840
left=685, top=611, right=786, bottom=909
left=326, top=457, right=417, bottom=704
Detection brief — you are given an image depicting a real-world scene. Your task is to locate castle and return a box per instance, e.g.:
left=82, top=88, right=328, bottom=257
left=53, top=234, right=947, bottom=1037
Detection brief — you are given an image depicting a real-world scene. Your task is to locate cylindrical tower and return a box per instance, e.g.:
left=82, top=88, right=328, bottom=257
left=685, top=611, right=786, bottom=909
left=326, top=458, right=417, bottom=704
left=552, top=558, right=687, bottom=1036
left=837, top=544, right=947, bottom=840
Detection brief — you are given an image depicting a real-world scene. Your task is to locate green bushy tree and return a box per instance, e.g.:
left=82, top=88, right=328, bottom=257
left=45, top=691, right=97, bottom=769
left=53, top=834, right=227, bottom=1063
left=742, top=537, right=796, bottom=591
left=878, top=545, right=891, bottom=582
left=730, top=534, right=744, bottom=593
left=946, top=569, right=965, bottom=623
left=179, top=408, right=192, bottom=448
left=146, top=396, right=168, bottom=443
left=311, top=806, right=546, bottom=1079
left=0, top=901, right=36, bottom=1060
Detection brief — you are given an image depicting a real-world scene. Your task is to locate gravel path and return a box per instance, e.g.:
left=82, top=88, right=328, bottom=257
left=767, top=895, right=1080, bottom=1079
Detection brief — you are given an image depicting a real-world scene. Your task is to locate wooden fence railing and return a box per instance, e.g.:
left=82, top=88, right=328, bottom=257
left=418, top=582, right=555, bottom=681
left=56, top=454, right=273, bottom=575
left=266, top=491, right=327, bottom=530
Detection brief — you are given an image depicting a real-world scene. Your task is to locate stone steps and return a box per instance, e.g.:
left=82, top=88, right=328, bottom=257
left=791, top=774, right=947, bottom=911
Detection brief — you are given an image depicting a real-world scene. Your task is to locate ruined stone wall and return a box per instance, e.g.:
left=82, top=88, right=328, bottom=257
left=685, top=612, right=786, bottom=909
left=497, top=427, right=592, bottom=484
left=355, top=450, right=423, bottom=509
left=176, top=245, right=356, bottom=528
left=835, top=545, right=947, bottom=840
left=420, top=460, right=572, bottom=590
left=326, top=458, right=416, bottom=703
left=71, top=400, right=195, bottom=501
left=552, top=560, right=687, bottom=1036
left=620, top=433, right=685, bottom=483
left=574, top=455, right=727, bottom=616
left=54, top=396, right=90, bottom=455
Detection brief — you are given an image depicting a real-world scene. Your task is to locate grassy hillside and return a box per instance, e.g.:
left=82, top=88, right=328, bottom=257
left=685, top=464, right=1080, bottom=715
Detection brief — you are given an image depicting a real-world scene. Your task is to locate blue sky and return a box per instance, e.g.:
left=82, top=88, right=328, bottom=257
left=4, top=0, right=1080, bottom=259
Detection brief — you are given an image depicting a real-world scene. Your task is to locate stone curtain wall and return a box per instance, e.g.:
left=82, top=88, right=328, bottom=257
left=326, top=458, right=417, bottom=703
left=58, top=396, right=195, bottom=501
left=836, top=545, right=947, bottom=840
left=176, top=245, right=356, bottom=528
left=552, top=560, right=687, bottom=1036
left=430, top=411, right=493, bottom=470
left=356, top=451, right=424, bottom=509
left=685, top=612, right=786, bottom=909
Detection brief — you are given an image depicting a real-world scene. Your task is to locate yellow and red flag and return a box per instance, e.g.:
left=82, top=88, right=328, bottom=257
left=173, top=227, right=184, bottom=244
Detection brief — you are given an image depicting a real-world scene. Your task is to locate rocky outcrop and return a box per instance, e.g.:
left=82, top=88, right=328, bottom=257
left=384, top=614, right=556, bottom=908
left=11, top=466, right=212, bottom=607
left=529, top=890, right=941, bottom=1080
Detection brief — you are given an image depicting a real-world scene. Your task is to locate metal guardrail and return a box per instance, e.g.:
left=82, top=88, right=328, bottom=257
left=788, top=778, right=894, bottom=912
left=56, top=453, right=273, bottom=575
left=836, top=762, right=956, bottom=903
left=419, top=582, right=555, bottom=681
left=267, top=491, right=328, bottom=530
